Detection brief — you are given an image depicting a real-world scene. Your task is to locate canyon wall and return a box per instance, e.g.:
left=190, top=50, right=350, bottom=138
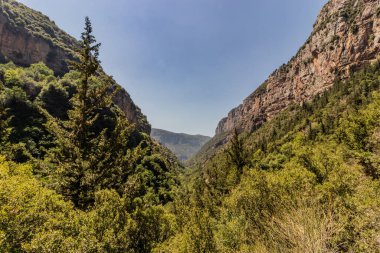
left=216, top=0, right=380, bottom=135
left=0, top=0, right=151, bottom=133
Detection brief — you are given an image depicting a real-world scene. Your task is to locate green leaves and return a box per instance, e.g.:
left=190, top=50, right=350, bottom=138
left=0, top=16, right=178, bottom=251
left=0, top=156, right=176, bottom=253
left=164, top=62, right=380, bottom=252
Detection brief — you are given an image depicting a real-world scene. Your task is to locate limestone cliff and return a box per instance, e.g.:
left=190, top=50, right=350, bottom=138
left=0, top=0, right=150, bottom=133
left=216, top=0, right=380, bottom=135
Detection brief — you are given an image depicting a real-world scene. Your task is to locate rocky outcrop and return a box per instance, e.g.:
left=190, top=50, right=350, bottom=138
left=114, top=88, right=151, bottom=134
left=0, top=0, right=151, bottom=133
left=0, top=7, right=74, bottom=75
left=216, top=0, right=380, bottom=135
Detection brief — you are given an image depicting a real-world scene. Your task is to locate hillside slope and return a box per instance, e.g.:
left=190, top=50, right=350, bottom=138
left=151, top=128, right=211, bottom=161
left=192, top=0, right=380, bottom=164
left=216, top=0, right=380, bottom=135
left=0, top=11, right=179, bottom=252
left=162, top=53, right=380, bottom=253
left=0, top=0, right=150, bottom=133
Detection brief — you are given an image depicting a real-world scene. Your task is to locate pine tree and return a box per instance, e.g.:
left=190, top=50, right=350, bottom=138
left=68, top=16, right=102, bottom=153
left=46, top=17, right=130, bottom=208
left=226, top=128, right=247, bottom=182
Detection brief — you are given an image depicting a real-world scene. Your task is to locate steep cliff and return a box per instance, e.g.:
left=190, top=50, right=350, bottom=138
left=216, top=0, right=380, bottom=135
left=0, top=0, right=76, bottom=75
left=0, top=0, right=150, bottom=133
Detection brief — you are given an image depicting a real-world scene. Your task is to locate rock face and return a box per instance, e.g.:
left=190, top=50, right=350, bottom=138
left=216, top=0, right=380, bottom=135
left=0, top=0, right=151, bottom=133
left=0, top=14, right=70, bottom=75
left=151, top=128, right=211, bottom=161
left=114, top=88, right=150, bottom=134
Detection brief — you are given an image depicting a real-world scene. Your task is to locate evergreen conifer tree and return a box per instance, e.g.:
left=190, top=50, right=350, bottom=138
left=46, top=17, right=131, bottom=208
left=226, top=128, right=247, bottom=182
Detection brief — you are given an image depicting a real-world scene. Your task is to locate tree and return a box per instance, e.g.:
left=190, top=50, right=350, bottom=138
left=0, top=82, right=10, bottom=146
left=68, top=16, right=102, bottom=152
left=226, top=128, right=248, bottom=182
left=47, top=17, right=125, bottom=208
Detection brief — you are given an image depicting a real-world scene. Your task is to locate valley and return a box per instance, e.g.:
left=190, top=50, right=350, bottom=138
left=151, top=128, right=211, bottom=162
left=0, top=0, right=380, bottom=252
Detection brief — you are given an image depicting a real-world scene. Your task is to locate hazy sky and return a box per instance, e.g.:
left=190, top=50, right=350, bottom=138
left=18, top=0, right=327, bottom=136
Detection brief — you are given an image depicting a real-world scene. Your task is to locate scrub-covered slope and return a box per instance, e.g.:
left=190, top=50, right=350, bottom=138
left=216, top=0, right=380, bottom=135
left=0, top=0, right=150, bottom=133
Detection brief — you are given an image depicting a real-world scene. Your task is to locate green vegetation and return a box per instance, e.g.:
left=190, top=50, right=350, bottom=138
left=160, top=62, right=380, bottom=252
left=1, top=4, right=380, bottom=252
left=0, top=157, right=175, bottom=252
left=0, top=17, right=179, bottom=252
left=0, top=0, right=77, bottom=55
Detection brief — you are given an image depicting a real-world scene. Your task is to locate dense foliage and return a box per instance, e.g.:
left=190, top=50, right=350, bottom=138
left=1, top=10, right=380, bottom=253
left=1, top=50, right=380, bottom=253
left=0, top=0, right=77, bottom=56
left=160, top=62, right=380, bottom=252
left=0, top=18, right=179, bottom=253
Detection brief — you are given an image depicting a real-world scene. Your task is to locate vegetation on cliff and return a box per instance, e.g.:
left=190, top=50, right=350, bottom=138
left=0, top=17, right=179, bottom=252
left=0, top=0, right=77, bottom=55
left=0, top=1, right=380, bottom=252
left=0, top=0, right=151, bottom=133
left=159, top=62, right=380, bottom=252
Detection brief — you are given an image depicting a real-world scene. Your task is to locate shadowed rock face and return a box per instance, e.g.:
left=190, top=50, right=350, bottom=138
left=0, top=8, right=74, bottom=76
left=151, top=129, right=211, bottom=161
left=0, top=0, right=151, bottom=133
left=113, top=88, right=151, bottom=134
left=216, top=0, right=380, bottom=136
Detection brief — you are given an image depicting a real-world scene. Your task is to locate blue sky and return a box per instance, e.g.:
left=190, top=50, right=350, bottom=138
left=18, top=0, right=327, bottom=136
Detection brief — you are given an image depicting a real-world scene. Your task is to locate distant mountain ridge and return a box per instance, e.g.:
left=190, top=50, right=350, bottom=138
left=0, top=0, right=151, bottom=133
left=151, top=128, right=211, bottom=161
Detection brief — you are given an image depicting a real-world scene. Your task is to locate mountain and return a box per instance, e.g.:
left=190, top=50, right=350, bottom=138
left=0, top=0, right=150, bottom=133
left=0, top=2, right=180, bottom=252
left=161, top=1, right=380, bottom=251
left=192, top=0, right=380, bottom=164
left=164, top=47, right=380, bottom=253
left=151, top=128, right=211, bottom=161
left=1, top=0, right=380, bottom=252
left=216, top=0, right=379, bottom=136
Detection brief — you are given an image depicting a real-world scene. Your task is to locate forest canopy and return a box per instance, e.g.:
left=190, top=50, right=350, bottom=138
left=0, top=13, right=380, bottom=253
left=0, top=17, right=179, bottom=253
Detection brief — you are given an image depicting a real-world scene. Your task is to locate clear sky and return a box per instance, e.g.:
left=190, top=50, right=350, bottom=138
left=18, top=0, right=327, bottom=136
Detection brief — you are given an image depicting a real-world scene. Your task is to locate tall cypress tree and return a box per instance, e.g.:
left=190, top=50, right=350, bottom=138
left=69, top=16, right=101, bottom=153
left=46, top=17, right=130, bottom=208
left=226, top=128, right=247, bottom=182
left=45, top=16, right=173, bottom=210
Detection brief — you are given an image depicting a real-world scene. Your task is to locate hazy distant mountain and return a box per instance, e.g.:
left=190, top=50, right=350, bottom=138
left=151, top=128, right=211, bottom=161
